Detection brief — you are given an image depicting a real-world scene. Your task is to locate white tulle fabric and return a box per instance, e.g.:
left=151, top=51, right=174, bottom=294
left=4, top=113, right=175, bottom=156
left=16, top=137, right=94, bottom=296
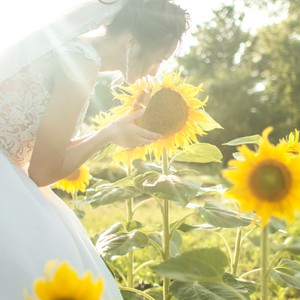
left=0, top=0, right=125, bottom=84
left=0, top=2, right=125, bottom=299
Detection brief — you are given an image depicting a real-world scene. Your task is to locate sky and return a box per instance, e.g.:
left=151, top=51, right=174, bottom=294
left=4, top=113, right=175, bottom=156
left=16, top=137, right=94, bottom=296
left=0, top=0, right=283, bottom=57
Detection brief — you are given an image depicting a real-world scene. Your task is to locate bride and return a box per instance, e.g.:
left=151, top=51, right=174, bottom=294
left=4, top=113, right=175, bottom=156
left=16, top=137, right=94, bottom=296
left=0, top=0, right=189, bottom=299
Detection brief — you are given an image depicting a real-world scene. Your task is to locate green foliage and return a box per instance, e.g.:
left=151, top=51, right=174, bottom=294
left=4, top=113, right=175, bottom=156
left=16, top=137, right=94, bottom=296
left=133, top=171, right=201, bottom=206
left=271, top=259, right=300, bottom=289
left=178, top=2, right=300, bottom=162
left=152, top=248, right=228, bottom=282
left=172, top=143, right=223, bottom=164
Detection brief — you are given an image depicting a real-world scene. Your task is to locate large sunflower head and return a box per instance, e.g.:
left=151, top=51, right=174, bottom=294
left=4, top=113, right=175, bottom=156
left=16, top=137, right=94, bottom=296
left=223, top=127, right=300, bottom=226
left=25, top=260, right=104, bottom=300
left=111, top=72, right=221, bottom=164
left=55, top=165, right=90, bottom=194
left=279, top=129, right=300, bottom=156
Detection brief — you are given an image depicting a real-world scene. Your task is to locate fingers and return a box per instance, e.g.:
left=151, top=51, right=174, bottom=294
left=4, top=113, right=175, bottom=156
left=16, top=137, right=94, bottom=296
left=136, top=127, right=162, bottom=140
left=121, top=109, right=145, bottom=123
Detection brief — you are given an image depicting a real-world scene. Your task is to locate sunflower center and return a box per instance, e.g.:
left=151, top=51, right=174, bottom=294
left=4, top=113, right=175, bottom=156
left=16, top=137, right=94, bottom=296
left=138, top=88, right=188, bottom=136
left=249, top=159, right=292, bottom=202
left=66, top=169, right=81, bottom=182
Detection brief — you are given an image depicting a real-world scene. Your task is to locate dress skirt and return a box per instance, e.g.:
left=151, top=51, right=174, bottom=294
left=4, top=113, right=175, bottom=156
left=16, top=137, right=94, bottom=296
left=0, top=152, right=123, bottom=300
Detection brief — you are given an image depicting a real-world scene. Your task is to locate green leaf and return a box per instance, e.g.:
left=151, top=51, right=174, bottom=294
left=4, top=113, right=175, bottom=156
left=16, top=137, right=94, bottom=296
left=147, top=288, right=163, bottom=300
left=173, top=143, right=223, bottom=164
left=126, top=220, right=144, bottom=232
left=152, top=248, right=228, bottom=282
left=73, top=209, right=85, bottom=219
left=198, top=110, right=223, bottom=132
left=88, top=184, right=141, bottom=208
left=100, top=222, right=124, bottom=237
left=223, top=135, right=261, bottom=146
left=133, top=171, right=199, bottom=206
left=196, top=200, right=252, bottom=228
left=268, top=217, right=287, bottom=234
left=271, top=259, right=300, bottom=289
left=170, top=281, right=224, bottom=300
left=221, top=272, right=256, bottom=296
left=280, top=237, right=300, bottom=255
left=121, top=291, right=145, bottom=300
left=170, top=273, right=255, bottom=300
left=96, top=230, right=149, bottom=259
left=178, top=223, right=218, bottom=232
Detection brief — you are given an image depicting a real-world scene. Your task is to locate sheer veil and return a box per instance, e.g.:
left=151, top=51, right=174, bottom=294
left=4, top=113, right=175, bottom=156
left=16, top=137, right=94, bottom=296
left=0, top=0, right=125, bottom=84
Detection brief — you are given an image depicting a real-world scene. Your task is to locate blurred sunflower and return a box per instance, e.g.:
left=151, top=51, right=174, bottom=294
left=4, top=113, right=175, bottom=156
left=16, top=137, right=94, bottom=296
left=279, top=129, right=300, bottom=156
left=55, top=165, right=90, bottom=194
left=111, top=72, right=221, bottom=165
left=25, top=260, right=104, bottom=300
left=223, top=127, right=300, bottom=226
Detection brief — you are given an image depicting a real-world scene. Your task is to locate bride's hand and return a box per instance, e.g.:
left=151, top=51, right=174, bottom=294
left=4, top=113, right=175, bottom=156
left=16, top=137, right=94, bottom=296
left=106, top=109, right=162, bottom=148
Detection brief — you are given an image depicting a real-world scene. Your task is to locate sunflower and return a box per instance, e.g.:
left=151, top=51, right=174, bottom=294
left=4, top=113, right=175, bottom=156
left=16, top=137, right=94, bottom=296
left=111, top=72, right=221, bottom=165
left=25, top=260, right=104, bottom=300
left=223, top=127, right=300, bottom=226
left=55, top=165, right=90, bottom=194
left=279, top=129, right=300, bottom=156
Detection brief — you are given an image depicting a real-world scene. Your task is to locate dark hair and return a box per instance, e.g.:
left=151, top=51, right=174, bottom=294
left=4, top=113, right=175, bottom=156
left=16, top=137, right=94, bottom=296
left=105, top=0, right=189, bottom=53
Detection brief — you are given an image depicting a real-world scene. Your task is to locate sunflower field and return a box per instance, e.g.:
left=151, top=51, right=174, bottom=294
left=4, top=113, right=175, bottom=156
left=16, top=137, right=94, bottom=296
left=50, top=71, right=300, bottom=300
left=46, top=0, right=300, bottom=298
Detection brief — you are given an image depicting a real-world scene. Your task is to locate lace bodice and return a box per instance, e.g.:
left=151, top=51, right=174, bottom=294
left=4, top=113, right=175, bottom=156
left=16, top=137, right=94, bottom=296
left=0, top=39, right=101, bottom=167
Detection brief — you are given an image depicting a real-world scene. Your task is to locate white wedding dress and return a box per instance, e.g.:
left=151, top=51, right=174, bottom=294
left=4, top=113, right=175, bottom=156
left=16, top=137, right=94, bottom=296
left=0, top=39, right=123, bottom=300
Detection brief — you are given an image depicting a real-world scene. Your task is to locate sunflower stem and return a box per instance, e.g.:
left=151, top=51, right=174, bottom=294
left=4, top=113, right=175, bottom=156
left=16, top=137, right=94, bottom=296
left=261, top=225, right=269, bottom=300
left=162, top=148, right=171, bottom=300
left=232, top=227, right=243, bottom=276
left=126, top=163, right=134, bottom=288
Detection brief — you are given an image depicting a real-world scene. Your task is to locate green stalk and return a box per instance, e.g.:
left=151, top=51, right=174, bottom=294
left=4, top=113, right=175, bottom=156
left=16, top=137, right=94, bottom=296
left=232, top=227, right=243, bottom=276
left=260, top=225, right=269, bottom=300
left=162, top=148, right=171, bottom=300
left=126, top=163, right=134, bottom=288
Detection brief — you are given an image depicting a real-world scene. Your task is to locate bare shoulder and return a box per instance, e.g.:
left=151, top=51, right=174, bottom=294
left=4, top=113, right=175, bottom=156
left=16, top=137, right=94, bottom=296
left=45, top=49, right=100, bottom=87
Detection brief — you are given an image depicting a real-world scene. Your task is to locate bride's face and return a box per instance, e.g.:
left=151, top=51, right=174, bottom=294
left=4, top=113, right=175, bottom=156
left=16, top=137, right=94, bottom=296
left=126, top=42, right=178, bottom=83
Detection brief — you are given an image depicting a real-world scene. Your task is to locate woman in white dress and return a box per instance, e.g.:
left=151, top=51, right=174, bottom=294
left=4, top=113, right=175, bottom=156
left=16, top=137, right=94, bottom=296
left=0, top=0, right=189, bottom=299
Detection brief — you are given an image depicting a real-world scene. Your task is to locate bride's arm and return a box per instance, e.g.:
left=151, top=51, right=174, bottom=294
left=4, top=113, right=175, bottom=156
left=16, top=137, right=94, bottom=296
left=28, top=55, right=160, bottom=187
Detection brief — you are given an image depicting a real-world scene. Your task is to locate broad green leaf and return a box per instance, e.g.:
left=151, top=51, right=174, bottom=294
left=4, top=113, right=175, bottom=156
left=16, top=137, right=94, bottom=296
left=126, top=220, right=144, bottom=232
left=178, top=223, right=218, bottom=232
left=99, top=222, right=124, bottom=237
left=170, top=273, right=255, bottom=300
left=152, top=248, right=228, bottom=282
left=96, top=230, right=149, bottom=259
left=88, top=185, right=142, bottom=207
left=196, top=200, right=252, bottom=228
left=147, top=288, right=163, bottom=300
left=280, top=237, right=300, bottom=254
left=133, top=171, right=200, bottom=206
left=268, top=217, right=287, bottom=234
left=121, top=291, right=144, bottom=300
left=271, top=259, right=300, bottom=289
left=221, top=272, right=256, bottom=296
left=170, top=281, right=224, bottom=300
left=73, top=209, right=85, bottom=219
left=198, top=110, right=223, bottom=132
left=223, top=135, right=261, bottom=146
left=173, top=143, right=223, bottom=164
left=121, top=289, right=163, bottom=300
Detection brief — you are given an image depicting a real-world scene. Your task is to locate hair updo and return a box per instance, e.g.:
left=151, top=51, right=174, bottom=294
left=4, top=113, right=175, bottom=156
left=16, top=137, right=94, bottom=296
left=104, top=0, right=189, bottom=55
